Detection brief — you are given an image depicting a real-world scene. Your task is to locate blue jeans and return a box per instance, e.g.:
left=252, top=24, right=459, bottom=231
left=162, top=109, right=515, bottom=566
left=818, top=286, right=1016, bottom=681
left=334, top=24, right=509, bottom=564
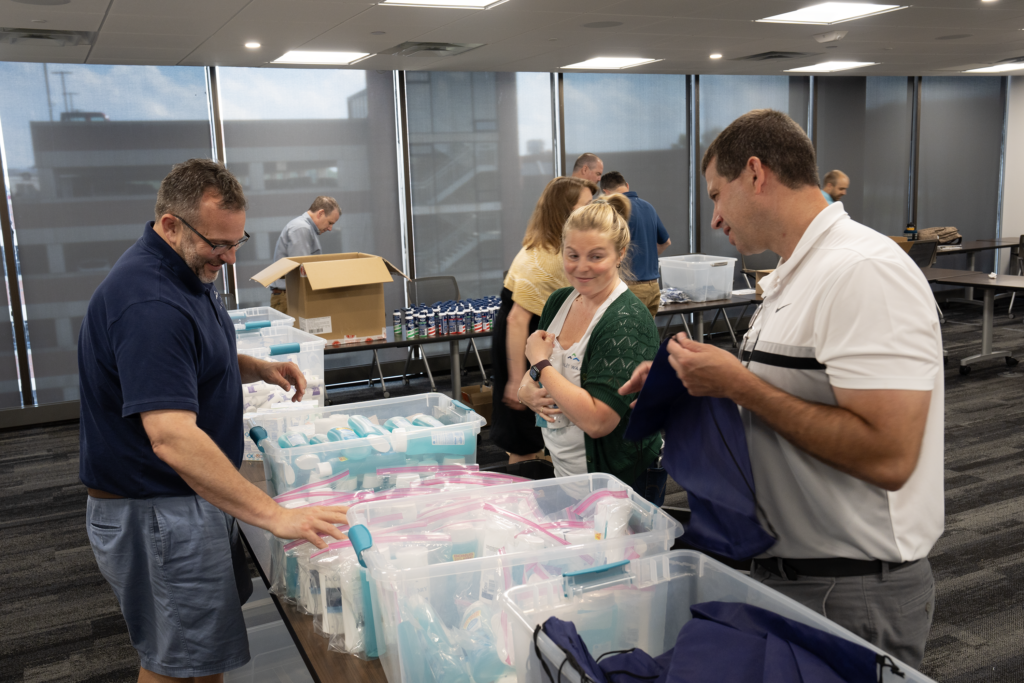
left=631, top=466, right=667, bottom=507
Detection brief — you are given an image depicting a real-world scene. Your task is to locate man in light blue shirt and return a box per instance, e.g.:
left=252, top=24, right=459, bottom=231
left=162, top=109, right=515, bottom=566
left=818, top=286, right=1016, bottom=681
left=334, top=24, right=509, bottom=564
left=270, top=196, right=340, bottom=313
left=821, top=169, right=849, bottom=205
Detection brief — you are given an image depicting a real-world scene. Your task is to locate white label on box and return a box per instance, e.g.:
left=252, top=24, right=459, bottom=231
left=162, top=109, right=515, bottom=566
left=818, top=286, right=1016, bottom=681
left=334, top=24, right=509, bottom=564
left=432, top=431, right=466, bottom=447
left=299, top=316, right=332, bottom=335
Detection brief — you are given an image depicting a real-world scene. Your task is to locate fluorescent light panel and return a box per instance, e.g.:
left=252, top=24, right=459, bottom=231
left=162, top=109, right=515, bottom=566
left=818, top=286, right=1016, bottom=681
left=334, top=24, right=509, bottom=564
left=378, top=0, right=509, bottom=8
left=758, top=3, right=907, bottom=25
left=562, top=57, right=661, bottom=70
left=785, top=61, right=878, bottom=72
left=963, top=63, right=1024, bottom=73
left=273, top=51, right=372, bottom=65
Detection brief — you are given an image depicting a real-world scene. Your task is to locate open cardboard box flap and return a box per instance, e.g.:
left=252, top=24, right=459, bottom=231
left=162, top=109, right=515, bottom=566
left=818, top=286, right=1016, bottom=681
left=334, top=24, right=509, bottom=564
left=250, top=253, right=409, bottom=289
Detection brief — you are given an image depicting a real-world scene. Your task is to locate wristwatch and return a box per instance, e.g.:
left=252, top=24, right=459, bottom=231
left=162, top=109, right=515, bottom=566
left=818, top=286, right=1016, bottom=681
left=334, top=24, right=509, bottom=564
left=529, top=360, right=552, bottom=382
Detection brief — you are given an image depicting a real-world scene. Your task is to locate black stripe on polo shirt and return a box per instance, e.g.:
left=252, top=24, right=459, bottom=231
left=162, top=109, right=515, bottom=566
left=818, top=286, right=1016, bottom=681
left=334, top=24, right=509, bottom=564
left=742, top=349, right=826, bottom=370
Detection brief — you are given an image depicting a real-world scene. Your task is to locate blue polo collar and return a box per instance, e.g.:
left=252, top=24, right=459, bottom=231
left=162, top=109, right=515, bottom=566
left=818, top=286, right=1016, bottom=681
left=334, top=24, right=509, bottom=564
left=140, top=221, right=210, bottom=296
left=623, top=190, right=640, bottom=199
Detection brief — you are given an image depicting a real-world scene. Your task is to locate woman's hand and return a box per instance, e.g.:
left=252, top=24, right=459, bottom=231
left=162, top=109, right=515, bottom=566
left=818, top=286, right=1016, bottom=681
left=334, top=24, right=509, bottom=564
left=519, top=379, right=562, bottom=422
left=525, top=330, right=556, bottom=366
left=502, top=381, right=527, bottom=410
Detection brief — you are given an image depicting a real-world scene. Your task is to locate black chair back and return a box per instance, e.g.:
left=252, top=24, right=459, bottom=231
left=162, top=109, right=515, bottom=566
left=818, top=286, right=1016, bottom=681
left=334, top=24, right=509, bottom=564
left=407, top=276, right=460, bottom=307
left=907, top=240, right=939, bottom=269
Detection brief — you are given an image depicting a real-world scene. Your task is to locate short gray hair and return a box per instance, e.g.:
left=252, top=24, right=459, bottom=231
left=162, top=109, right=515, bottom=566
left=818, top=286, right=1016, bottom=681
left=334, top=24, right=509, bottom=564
left=309, top=196, right=340, bottom=215
left=572, top=153, right=602, bottom=174
left=154, top=159, right=246, bottom=224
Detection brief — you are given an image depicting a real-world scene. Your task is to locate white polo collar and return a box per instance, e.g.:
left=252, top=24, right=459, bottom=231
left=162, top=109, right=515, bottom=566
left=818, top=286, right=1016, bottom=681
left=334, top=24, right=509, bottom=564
left=757, top=201, right=847, bottom=300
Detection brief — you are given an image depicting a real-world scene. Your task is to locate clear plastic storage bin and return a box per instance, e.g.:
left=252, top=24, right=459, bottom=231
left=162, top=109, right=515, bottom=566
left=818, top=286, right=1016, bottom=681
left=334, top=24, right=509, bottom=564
left=237, top=325, right=325, bottom=379
left=346, top=474, right=684, bottom=683
left=246, top=393, right=486, bottom=497
left=502, top=550, right=934, bottom=683
left=230, top=306, right=295, bottom=334
left=659, top=254, right=737, bottom=302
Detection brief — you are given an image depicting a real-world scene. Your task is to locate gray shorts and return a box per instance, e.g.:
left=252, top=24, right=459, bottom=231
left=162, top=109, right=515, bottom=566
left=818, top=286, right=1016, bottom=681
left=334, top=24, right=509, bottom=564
left=750, top=558, right=935, bottom=669
left=87, top=495, right=253, bottom=677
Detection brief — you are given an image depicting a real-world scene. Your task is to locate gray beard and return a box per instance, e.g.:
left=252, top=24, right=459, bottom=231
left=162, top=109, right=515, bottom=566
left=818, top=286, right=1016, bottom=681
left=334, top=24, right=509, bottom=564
left=179, top=234, right=221, bottom=285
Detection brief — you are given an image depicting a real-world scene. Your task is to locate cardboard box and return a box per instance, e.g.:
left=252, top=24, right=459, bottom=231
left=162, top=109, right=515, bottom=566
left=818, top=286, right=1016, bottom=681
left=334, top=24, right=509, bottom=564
left=461, top=384, right=493, bottom=427
left=754, top=269, right=774, bottom=301
left=251, top=253, right=408, bottom=344
left=889, top=235, right=914, bottom=254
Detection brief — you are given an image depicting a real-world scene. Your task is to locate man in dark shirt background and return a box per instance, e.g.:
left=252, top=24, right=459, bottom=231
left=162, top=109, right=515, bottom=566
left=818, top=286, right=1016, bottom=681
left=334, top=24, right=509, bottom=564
left=78, top=159, right=347, bottom=681
left=600, top=171, right=671, bottom=315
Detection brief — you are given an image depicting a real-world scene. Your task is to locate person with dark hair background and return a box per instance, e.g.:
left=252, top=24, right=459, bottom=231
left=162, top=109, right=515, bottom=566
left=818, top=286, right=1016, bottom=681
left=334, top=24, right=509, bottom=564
left=600, top=171, right=672, bottom=316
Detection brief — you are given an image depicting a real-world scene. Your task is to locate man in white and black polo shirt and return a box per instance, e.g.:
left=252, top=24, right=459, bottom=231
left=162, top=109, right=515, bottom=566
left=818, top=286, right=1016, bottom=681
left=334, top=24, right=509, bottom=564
left=622, top=110, right=942, bottom=667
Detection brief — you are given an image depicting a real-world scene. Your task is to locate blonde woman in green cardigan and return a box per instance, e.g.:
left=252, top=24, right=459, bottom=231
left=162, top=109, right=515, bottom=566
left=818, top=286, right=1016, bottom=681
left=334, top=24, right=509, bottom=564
left=517, top=194, right=664, bottom=503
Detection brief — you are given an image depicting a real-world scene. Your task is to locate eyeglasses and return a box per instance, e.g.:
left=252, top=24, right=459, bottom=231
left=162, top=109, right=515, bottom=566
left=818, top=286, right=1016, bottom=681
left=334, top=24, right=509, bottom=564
left=172, top=214, right=249, bottom=254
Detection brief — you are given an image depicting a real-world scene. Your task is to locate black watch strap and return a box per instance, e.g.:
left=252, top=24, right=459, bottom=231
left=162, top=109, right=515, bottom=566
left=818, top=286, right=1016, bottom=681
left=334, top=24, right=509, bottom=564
left=530, top=359, right=552, bottom=381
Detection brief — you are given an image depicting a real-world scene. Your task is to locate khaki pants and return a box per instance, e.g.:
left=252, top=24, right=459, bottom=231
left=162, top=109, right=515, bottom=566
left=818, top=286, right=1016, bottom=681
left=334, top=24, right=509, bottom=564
left=270, top=290, right=287, bottom=315
left=627, top=280, right=660, bottom=317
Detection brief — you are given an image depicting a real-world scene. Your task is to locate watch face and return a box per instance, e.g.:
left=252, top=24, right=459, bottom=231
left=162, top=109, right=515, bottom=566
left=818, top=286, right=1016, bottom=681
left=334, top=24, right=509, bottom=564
left=529, top=365, right=540, bottom=381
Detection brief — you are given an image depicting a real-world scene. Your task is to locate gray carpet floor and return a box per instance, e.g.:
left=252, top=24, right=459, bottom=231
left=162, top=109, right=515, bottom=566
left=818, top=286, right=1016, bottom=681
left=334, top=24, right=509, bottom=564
left=1, top=300, right=1021, bottom=682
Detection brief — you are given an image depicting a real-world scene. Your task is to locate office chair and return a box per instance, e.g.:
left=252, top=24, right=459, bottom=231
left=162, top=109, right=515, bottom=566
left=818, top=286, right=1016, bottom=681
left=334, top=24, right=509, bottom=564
left=740, top=251, right=781, bottom=289
left=906, top=239, right=939, bottom=269
left=1008, top=235, right=1023, bottom=319
left=894, top=238, right=946, bottom=323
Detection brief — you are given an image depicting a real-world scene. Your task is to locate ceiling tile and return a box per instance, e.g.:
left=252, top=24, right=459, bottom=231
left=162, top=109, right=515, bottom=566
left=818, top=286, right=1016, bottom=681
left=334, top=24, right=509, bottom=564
left=0, top=9, right=105, bottom=32
left=0, top=44, right=90, bottom=62
left=93, top=32, right=206, bottom=50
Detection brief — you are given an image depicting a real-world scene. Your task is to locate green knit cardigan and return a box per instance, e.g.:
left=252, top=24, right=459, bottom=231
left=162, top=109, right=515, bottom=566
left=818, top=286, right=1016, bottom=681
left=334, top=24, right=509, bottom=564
left=537, top=286, right=663, bottom=484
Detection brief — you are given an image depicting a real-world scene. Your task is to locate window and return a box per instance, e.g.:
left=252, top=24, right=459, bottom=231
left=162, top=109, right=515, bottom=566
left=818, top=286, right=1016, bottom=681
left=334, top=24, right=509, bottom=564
left=564, top=73, right=689, bottom=257
left=917, top=76, right=1005, bottom=272
left=218, top=68, right=405, bottom=369
left=699, top=75, right=810, bottom=278
left=817, top=77, right=913, bottom=234
left=0, top=63, right=212, bottom=405
left=405, top=72, right=555, bottom=300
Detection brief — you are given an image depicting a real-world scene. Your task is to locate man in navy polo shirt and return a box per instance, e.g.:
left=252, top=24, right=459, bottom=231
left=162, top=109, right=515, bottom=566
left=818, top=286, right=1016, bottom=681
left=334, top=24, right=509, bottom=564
left=79, top=159, right=348, bottom=682
left=599, top=171, right=671, bottom=316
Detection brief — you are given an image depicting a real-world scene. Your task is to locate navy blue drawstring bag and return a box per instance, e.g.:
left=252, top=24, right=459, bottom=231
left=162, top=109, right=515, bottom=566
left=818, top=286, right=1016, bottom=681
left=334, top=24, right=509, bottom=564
left=535, top=617, right=608, bottom=683
left=665, top=601, right=899, bottom=683
left=623, top=340, right=775, bottom=560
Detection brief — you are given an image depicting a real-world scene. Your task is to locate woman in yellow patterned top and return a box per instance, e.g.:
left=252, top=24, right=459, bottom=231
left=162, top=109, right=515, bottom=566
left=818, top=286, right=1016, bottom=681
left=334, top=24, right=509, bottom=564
left=491, top=176, right=598, bottom=463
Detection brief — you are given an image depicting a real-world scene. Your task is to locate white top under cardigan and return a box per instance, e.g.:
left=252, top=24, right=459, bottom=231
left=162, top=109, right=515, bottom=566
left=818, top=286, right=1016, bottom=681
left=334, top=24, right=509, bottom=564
left=539, top=281, right=629, bottom=478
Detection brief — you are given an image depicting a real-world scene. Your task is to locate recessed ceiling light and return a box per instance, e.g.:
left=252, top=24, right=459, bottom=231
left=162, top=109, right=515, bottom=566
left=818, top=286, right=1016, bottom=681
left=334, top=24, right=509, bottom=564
left=30, top=18, right=47, bottom=23
left=272, top=50, right=373, bottom=65
left=710, top=53, right=722, bottom=59
left=371, top=31, right=386, bottom=35
left=377, top=0, right=509, bottom=8
left=562, top=57, right=662, bottom=70
left=583, top=21, right=623, bottom=28
left=785, top=61, right=878, bottom=72
left=758, top=3, right=907, bottom=25
left=245, top=42, right=261, bottom=49
left=963, top=63, right=1024, bottom=73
